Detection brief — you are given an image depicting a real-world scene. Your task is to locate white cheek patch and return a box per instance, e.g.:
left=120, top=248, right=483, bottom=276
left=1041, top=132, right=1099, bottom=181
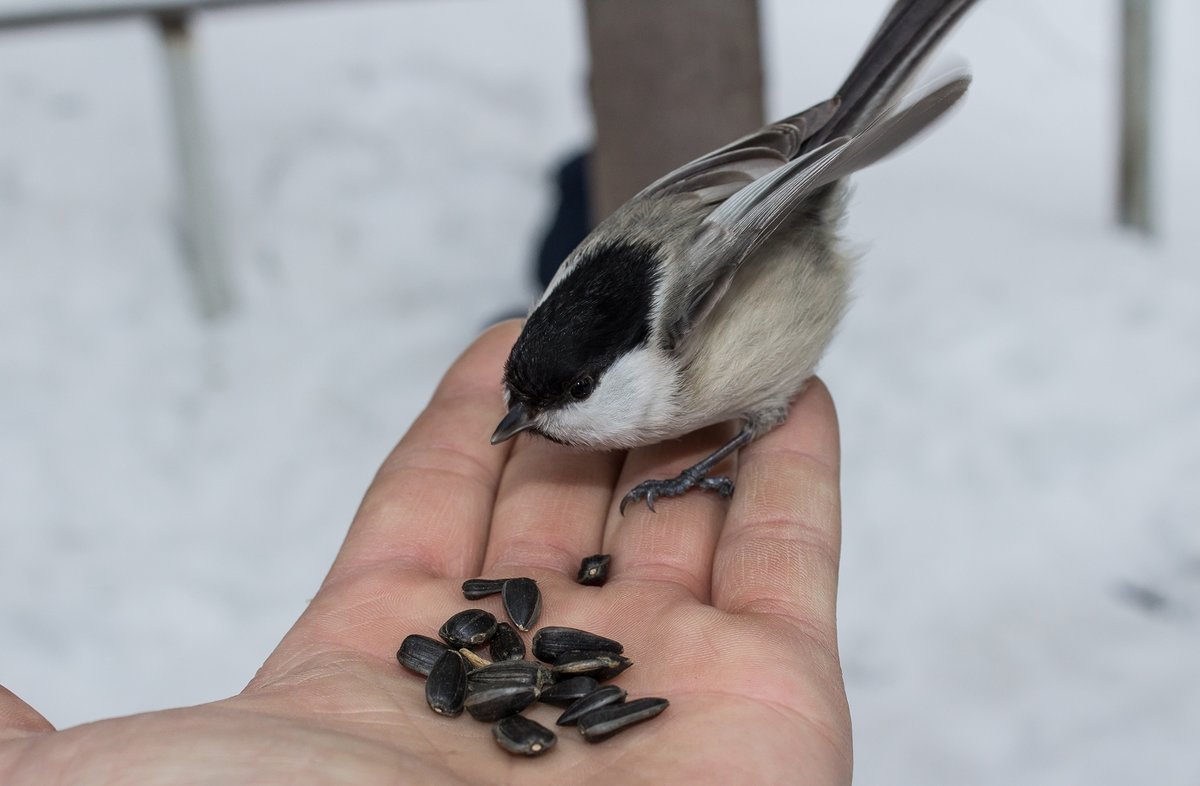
left=539, top=348, right=679, bottom=449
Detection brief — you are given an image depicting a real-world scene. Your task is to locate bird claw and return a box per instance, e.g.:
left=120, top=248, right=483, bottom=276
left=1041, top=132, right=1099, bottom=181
left=619, top=471, right=736, bottom=515
left=698, top=476, right=735, bottom=497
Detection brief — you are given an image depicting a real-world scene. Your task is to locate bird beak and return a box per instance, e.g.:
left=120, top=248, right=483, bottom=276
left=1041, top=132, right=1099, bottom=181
left=491, top=403, right=535, bottom=444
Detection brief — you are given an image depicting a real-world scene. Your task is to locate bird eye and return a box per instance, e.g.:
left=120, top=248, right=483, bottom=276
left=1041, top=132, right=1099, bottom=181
left=569, top=375, right=594, bottom=400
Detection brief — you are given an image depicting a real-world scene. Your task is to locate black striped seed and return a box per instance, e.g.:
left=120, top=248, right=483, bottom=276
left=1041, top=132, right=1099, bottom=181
left=578, top=697, right=669, bottom=742
left=424, top=650, right=467, bottom=717
left=557, top=685, right=626, bottom=726
left=464, top=684, right=539, bottom=722
left=489, top=622, right=526, bottom=662
left=493, top=715, right=557, bottom=756
left=501, top=578, right=542, bottom=632
left=467, top=660, right=554, bottom=693
left=551, top=650, right=633, bottom=681
left=461, top=578, right=507, bottom=600
left=532, top=627, right=623, bottom=663
left=396, top=634, right=450, bottom=677
left=576, top=554, right=612, bottom=586
left=439, top=609, right=498, bottom=649
left=539, top=676, right=600, bottom=707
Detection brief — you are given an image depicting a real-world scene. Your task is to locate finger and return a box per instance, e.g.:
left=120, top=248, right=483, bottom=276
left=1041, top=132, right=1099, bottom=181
left=0, top=684, right=54, bottom=741
left=481, top=435, right=623, bottom=577
left=324, top=321, right=520, bottom=584
left=711, top=378, right=842, bottom=642
left=600, top=419, right=741, bottom=602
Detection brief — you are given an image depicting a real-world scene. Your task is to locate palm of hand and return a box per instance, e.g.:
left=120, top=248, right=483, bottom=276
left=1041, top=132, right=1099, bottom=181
left=0, top=323, right=851, bottom=786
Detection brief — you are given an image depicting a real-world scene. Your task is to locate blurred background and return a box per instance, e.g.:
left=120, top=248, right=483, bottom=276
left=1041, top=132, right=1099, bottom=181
left=1, top=0, right=1198, bottom=783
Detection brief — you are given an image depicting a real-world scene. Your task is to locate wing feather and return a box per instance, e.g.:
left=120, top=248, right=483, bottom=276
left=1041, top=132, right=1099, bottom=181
left=660, top=70, right=970, bottom=352
left=632, top=98, right=841, bottom=204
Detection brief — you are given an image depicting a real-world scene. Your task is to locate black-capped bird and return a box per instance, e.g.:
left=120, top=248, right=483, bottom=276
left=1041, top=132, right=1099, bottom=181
left=492, top=0, right=978, bottom=512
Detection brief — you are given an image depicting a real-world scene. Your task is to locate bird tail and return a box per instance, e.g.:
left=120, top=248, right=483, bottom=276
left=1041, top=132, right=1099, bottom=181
left=803, top=0, right=978, bottom=152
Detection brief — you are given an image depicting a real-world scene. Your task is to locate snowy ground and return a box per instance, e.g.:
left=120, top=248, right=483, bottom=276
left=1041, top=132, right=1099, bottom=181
left=2, top=1, right=1198, bottom=783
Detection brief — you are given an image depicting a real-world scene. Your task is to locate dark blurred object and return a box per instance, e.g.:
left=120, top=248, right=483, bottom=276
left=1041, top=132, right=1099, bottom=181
left=535, top=152, right=592, bottom=288
left=1115, top=581, right=1170, bottom=615
left=583, top=0, right=765, bottom=222
left=1117, top=0, right=1155, bottom=236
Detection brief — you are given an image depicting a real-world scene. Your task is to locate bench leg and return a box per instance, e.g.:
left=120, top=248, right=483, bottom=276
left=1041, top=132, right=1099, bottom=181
left=156, top=11, right=233, bottom=318
left=1118, top=0, right=1155, bottom=236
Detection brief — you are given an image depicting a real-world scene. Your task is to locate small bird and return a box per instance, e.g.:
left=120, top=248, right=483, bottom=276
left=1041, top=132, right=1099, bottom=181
left=492, top=0, right=979, bottom=513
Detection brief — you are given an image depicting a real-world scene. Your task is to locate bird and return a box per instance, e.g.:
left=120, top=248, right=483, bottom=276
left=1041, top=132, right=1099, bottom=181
left=491, top=0, right=979, bottom=513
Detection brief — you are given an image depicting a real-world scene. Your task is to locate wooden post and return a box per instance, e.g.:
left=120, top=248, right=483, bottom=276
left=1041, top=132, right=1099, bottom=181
left=157, top=11, right=234, bottom=317
left=1118, top=0, right=1154, bottom=235
left=584, top=0, right=764, bottom=221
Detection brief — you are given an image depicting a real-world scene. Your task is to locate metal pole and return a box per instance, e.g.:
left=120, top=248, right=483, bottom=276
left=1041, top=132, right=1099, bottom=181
left=1118, top=0, right=1154, bottom=235
left=0, top=1, right=392, bottom=33
left=156, top=10, right=233, bottom=317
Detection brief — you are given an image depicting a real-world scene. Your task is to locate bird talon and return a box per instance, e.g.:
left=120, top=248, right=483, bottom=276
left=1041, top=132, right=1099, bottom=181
left=699, top=475, right=735, bottom=497
left=620, top=483, right=649, bottom=515
left=620, top=471, right=737, bottom=514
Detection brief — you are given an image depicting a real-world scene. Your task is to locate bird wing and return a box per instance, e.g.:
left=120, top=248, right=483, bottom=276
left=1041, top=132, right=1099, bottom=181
left=632, top=98, right=841, bottom=206
left=662, top=69, right=971, bottom=352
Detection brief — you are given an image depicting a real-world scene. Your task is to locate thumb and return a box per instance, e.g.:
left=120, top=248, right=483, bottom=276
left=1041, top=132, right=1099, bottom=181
left=0, top=684, right=54, bottom=741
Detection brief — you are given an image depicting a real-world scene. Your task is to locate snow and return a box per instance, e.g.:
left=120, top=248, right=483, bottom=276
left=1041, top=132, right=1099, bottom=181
left=1, top=0, right=1197, bottom=783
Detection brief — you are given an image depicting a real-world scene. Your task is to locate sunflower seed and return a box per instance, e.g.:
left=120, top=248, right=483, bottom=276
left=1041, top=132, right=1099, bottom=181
left=493, top=715, right=557, bottom=756
left=556, top=684, right=626, bottom=726
left=464, top=683, right=538, bottom=722
left=489, top=622, right=526, bottom=662
left=551, top=650, right=633, bottom=681
left=576, top=554, right=612, bottom=586
left=531, top=626, right=623, bottom=663
left=396, top=634, right=450, bottom=676
left=577, top=697, right=669, bottom=742
left=501, top=578, right=542, bottom=632
left=438, top=609, right=498, bottom=648
left=538, top=676, right=600, bottom=707
left=458, top=647, right=492, bottom=670
left=461, top=578, right=507, bottom=600
left=424, top=650, right=467, bottom=717
left=467, top=660, right=554, bottom=692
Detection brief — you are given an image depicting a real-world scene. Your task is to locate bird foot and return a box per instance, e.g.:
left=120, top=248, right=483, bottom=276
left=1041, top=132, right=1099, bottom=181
left=619, top=470, right=735, bottom=514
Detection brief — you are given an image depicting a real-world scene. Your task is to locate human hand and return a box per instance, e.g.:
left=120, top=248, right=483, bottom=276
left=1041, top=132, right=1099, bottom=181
left=0, top=321, right=851, bottom=785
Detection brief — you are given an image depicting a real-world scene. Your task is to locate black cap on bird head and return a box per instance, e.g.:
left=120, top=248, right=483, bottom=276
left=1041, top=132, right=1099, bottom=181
left=491, top=239, right=662, bottom=444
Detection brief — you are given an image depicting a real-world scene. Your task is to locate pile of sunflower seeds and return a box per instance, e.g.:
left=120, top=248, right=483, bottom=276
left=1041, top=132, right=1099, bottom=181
left=395, top=554, right=669, bottom=757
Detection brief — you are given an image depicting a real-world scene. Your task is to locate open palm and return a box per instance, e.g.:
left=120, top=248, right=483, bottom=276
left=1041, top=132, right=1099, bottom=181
left=0, top=322, right=851, bottom=785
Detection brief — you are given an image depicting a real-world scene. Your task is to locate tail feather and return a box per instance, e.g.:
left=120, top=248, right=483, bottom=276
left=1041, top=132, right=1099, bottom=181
left=804, top=0, right=978, bottom=151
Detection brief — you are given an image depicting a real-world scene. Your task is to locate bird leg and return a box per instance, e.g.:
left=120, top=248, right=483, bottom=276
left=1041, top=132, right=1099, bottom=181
left=620, top=424, right=756, bottom=514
